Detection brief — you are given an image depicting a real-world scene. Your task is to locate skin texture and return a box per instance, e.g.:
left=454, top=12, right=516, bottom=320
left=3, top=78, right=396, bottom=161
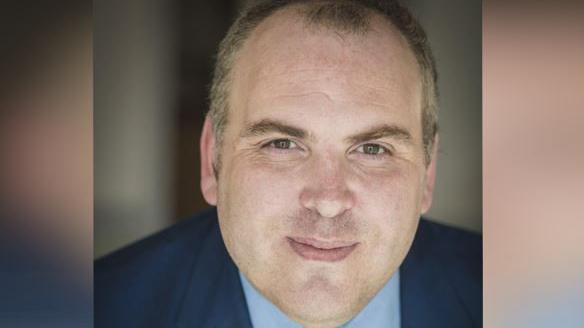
left=200, top=9, right=437, bottom=328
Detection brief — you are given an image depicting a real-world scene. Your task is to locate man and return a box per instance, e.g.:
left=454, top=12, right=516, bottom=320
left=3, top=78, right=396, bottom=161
left=95, top=1, right=482, bottom=327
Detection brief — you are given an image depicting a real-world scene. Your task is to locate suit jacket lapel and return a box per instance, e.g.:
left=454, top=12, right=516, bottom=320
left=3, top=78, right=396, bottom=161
left=175, top=216, right=252, bottom=328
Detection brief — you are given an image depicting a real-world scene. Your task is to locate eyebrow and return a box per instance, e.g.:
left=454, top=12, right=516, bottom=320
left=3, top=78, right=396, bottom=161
left=241, top=119, right=308, bottom=139
left=345, top=124, right=413, bottom=145
left=241, top=119, right=412, bottom=144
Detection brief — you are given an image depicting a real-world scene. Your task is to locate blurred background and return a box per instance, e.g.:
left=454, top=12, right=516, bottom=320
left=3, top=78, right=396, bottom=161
left=94, top=0, right=483, bottom=259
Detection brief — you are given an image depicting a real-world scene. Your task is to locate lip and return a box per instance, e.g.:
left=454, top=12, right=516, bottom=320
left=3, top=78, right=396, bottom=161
left=287, top=237, right=358, bottom=262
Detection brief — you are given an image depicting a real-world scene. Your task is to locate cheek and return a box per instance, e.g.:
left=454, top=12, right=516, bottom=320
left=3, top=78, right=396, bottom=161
left=228, top=160, right=302, bottom=212
left=218, top=158, right=302, bottom=249
left=354, top=164, right=424, bottom=213
left=217, top=158, right=308, bottom=282
left=353, top=165, right=424, bottom=250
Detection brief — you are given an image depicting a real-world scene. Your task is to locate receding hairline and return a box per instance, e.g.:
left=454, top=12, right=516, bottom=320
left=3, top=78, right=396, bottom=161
left=229, top=4, right=423, bottom=107
left=239, top=2, right=413, bottom=55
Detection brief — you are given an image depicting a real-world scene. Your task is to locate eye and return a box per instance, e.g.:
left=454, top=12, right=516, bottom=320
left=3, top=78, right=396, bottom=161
left=355, top=143, right=390, bottom=156
left=264, top=138, right=299, bottom=150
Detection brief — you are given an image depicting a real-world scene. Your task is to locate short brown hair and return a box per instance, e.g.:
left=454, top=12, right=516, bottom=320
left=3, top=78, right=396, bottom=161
left=209, top=0, right=438, bottom=166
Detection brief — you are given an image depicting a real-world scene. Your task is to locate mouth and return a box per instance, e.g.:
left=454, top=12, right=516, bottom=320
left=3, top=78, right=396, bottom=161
left=286, top=236, right=359, bottom=262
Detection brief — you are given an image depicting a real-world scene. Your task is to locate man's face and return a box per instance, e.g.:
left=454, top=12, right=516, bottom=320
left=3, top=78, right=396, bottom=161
left=201, top=10, right=436, bottom=327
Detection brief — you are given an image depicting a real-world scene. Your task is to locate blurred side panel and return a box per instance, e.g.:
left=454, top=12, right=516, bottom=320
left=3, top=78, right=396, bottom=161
left=484, top=0, right=584, bottom=326
left=0, top=0, right=92, bottom=326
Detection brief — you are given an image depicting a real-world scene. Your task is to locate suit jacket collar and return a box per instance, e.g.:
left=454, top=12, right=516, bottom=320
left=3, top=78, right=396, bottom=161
left=175, top=215, right=252, bottom=328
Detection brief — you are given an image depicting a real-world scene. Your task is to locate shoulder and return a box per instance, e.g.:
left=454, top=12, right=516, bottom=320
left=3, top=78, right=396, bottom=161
left=94, top=207, right=220, bottom=327
left=415, top=218, right=482, bottom=260
left=95, top=207, right=219, bottom=278
left=411, top=218, right=482, bottom=286
left=400, top=218, right=482, bottom=327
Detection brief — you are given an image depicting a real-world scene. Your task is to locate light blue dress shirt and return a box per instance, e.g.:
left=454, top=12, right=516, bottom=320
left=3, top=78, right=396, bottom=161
left=239, top=270, right=400, bottom=327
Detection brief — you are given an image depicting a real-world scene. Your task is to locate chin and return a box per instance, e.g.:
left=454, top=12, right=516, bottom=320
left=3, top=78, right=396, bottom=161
left=283, top=300, right=355, bottom=328
left=271, top=275, right=362, bottom=327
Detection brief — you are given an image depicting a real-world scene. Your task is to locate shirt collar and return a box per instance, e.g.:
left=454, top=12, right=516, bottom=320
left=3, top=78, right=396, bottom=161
left=239, top=270, right=400, bottom=327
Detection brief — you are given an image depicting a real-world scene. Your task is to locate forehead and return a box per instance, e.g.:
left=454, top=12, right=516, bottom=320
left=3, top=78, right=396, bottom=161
left=229, top=7, right=422, bottom=133
left=237, top=7, right=420, bottom=84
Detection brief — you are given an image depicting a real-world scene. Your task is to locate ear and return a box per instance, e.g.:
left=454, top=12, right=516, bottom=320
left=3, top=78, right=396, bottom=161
left=200, top=115, right=218, bottom=205
left=421, top=134, right=438, bottom=214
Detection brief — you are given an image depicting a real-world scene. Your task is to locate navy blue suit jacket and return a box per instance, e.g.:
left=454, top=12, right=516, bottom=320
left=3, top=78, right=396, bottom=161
left=95, top=208, right=482, bottom=327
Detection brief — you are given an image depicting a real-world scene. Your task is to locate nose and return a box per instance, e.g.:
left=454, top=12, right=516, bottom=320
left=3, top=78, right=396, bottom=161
left=299, top=156, right=355, bottom=218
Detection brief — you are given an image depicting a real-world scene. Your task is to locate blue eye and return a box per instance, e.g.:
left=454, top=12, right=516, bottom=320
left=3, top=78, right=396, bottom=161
left=356, top=143, right=389, bottom=156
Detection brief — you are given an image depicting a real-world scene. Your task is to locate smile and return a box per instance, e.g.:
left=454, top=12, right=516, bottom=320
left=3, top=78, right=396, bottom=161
left=286, top=237, right=359, bottom=262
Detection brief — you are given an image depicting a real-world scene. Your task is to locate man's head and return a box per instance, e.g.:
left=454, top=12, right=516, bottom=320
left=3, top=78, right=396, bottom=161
left=200, top=0, right=438, bottom=326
